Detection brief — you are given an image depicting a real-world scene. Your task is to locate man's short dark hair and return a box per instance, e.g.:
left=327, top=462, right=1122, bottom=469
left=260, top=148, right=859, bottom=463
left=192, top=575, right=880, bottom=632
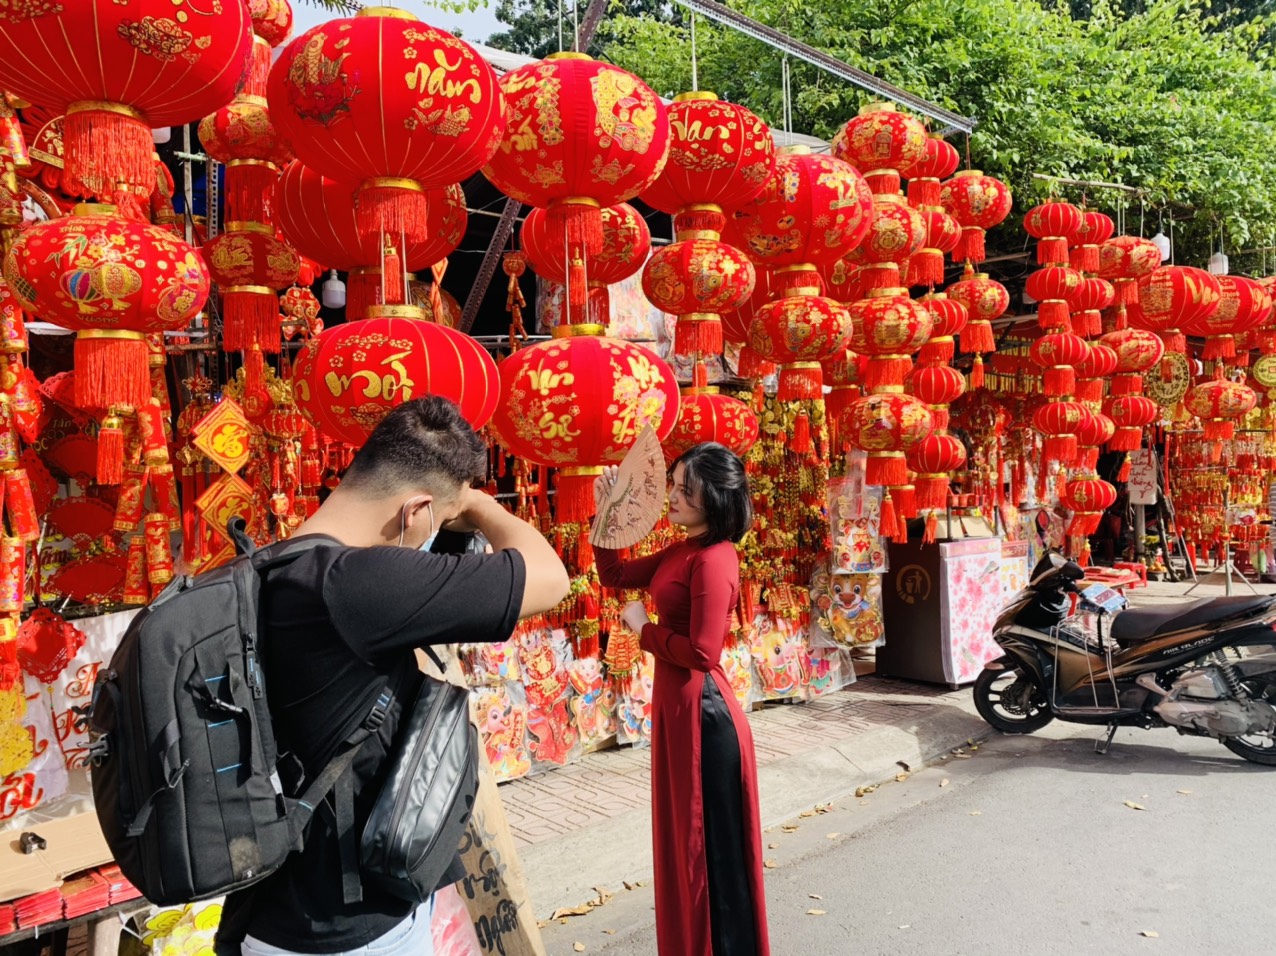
left=673, top=442, right=753, bottom=545
left=340, top=397, right=486, bottom=498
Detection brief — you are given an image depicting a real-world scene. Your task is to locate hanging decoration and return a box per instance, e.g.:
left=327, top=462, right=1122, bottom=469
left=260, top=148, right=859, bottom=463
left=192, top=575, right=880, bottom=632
left=946, top=267, right=1010, bottom=385
left=939, top=171, right=1013, bottom=265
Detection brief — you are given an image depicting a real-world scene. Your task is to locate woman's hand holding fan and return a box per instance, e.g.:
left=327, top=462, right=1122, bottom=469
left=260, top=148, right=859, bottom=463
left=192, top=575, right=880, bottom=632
left=590, top=427, right=666, bottom=550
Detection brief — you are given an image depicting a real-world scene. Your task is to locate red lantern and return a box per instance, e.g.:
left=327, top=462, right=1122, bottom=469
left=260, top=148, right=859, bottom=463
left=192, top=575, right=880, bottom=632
left=270, top=9, right=505, bottom=240
left=902, top=136, right=960, bottom=208
left=1184, top=275, right=1273, bottom=361
left=198, top=97, right=295, bottom=222
left=728, top=148, right=874, bottom=271
left=1070, top=276, right=1115, bottom=338
left=1062, top=475, right=1117, bottom=535
left=823, top=348, right=867, bottom=452
left=1098, top=236, right=1162, bottom=305
left=1072, top=409, right=1115, bottom=471
left=1025, top=265, right=1083, bottom=331
left=832, top=103, right=928, bottom=196
left=907, top=432, right=966, bottom=510
left=852, top=194, right=927, bottom=292
left=1033, top=400, right=1088, bottom=464
left=1076, top=341, right=1118, bottom=403
left=642, top=239, right=755, bottom=356
left=1099, top=327, right=1164, bottom=398
left=917, top=293, right=968, bottom=366
left=939, top=171, right=1013, bottom=264
left=843, top=392, right=934, bottom=486
left=490, top=335, right=681, bottom=521
left=641, top=92, right=774, bottom=215
left=848, top=291, right=934, bottom=388
left=663, top=387, right=759, bottom=463
left=1029, top=332, right=1089, bottom=397
left=1069, top=211, right=1115, bottom=273
left=907, top=364, right=965, bottom=430
left=818, top=259, right=864, bottom=305
left=946, top=268, right=1008, bottom=358
left=1128, top=265, right=1222, bottom=355
left=204, top=223, right=300, bottom=353
left=907, top=207, right=961, bottom=289
left=748, top=294, right=853, bottom=399
left=0, top=2, right=252, bottom=197
left=1184, top=377, right=1258, bottom=441
left=5, top=204, right=209, bottom=408
left=1024, top=201, right=1084, bottom=265
left=293, top=304, right=499, bottom=448
left=1103, top=394, right=1158, bottom=451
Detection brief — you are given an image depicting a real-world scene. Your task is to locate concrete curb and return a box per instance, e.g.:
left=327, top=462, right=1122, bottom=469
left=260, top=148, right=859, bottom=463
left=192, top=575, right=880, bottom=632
left=519, top=694, right=992, bottom=917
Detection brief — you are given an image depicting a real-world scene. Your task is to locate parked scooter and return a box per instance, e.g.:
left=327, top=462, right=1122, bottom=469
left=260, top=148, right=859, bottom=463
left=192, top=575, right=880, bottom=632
left=975, top=553, right=1276, bottom=764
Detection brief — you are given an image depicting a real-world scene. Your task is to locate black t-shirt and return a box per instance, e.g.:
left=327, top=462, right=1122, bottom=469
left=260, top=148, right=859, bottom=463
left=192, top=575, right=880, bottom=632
left=217, top=534, right=526, bottom=953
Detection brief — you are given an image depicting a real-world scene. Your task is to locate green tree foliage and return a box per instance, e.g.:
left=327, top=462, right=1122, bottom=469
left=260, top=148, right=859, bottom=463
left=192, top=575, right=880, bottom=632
left=488, top=0, right=1276, bottom=268
left=487, top=0, right=684, bottom=59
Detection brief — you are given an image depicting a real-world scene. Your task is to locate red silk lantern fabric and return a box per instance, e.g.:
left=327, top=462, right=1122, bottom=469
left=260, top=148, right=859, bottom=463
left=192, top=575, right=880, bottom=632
left=270, top=9, right=504, bottom=239
left=205, top=223, right=301, bottom=353
left=641, top=93, right=774, bottom=214
left=849, top=292, right=933, bottom=388
left=1100, top=327, right=1165, bottom=374
left=1062, top=475, right=1117, bottom=535
left=907, top=432, right=966, bottom=509
left=818, top=259, right=864, bottom=304
left=5, top=204, right=209, bottom=408
left=1024, top=201, right=1084, bottom=264
left=946, top=270, right=1008, bottom=354
left=1025, top=265, right=1083, bottom=331
left=832, top=103, right=928, bottom=195
left=1030, top=332, right=1089, bottom=396
left=1098, top=235, right=1162, bottom=305
left=274, top=162, right=466, bottom=274
left=1128, top=265, right=1221, bottom=354
left=748, top=294, right=852, bottom=398
left=1073, top=409, right=1115, bottom=469
left=903, top=136, right=960, bottom=207
left=1185, top=275, right=1273, bottom=360
left=293, top=305, right=499, bottom=447
left=662, top=388, right=759, bottom=463
left=0, top=1, right=252, bottom=197
left=908, top=207, right=961, bottom=288
left=852, top=195, right=927, bottom=291
left=728, top=149, right=873, bottom=269
left=199, top=98, right=294, bottom=167
left=1075, top=342, right=1119, bottom=402
left=1184, top=378, right=1258, bottom=441
left=843, top=392, right=934, bottom=486
left=907, top=364, right=966, bottom=407
left=523, top=203, right=652, bottom=287
left=1071, top=276, right=1115, bottom=337
left=490, top=335, right=681, bottom=520
left=642, top=240, right=755, bottom=315
left=917, top=292, right=968, bottom=366
left=1069, top=211, right=1115, bottom=273
left=939, top=171, right=1013, bottom=264
left=1104, top=394, right=1158, bottom=450
left=1033, top=399, right=1088, bottom=463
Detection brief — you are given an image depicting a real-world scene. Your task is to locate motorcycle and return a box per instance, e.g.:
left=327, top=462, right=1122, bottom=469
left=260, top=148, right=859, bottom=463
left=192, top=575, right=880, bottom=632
left=974, top=553, right=1276, bottom=764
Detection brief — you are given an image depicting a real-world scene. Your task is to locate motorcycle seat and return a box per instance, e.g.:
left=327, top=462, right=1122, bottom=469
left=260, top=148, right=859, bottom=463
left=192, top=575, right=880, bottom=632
left=1110, top=595, right=1276, bottom=648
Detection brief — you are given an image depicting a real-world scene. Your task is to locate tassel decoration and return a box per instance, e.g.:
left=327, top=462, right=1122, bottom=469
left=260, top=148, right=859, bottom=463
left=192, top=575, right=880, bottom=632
left=863, top=356, right=913, bottom=390
left=792, top=412, right=812, bottom=455
left=778, top=363, right=824, bottom=402
left=969, top=355, right=986, bottom=389
left=75, top=331, right=149, bottom=409
left=1036, top=237, right=1068, bottom=265
left=222, top=288, right=280, bottom=354
left=357, top=178, right=428, bottom=240
left=1037, top=300, right=1071, bottom=332
left=676, top=315, right=724, bottom=357
left=1109, top=428, right=1142, bottom=453
left=225, top=161, right=279, bottom=222
left=96, top=415, right=125, bottom=486
left=880, top=492, right=898, bottom=544
left=555, top=469, right=600, bottom=523
left=961, top=320, right=996, bottom=354
left=1043, top=366, right=1076, bottom=397
left=1044, top=435, right=1078, bottom=463
left=923, top=510, right=939, bottom=544
left=62, top=102, right=152, bottom=197
left=865, top=452, right=908, bottom=487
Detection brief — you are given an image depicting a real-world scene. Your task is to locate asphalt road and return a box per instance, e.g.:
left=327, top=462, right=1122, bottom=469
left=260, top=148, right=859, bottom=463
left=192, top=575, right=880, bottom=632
left=540, top=720, right=1275, bottom=956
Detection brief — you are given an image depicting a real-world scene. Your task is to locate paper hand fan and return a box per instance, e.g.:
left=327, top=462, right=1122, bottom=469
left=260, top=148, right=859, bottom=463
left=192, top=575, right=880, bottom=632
left=590, top=427, right=665, bottom=550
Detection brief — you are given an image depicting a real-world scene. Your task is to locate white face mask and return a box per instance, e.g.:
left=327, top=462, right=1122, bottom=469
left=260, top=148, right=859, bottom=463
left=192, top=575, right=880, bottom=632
left=397, top=497, right=435, bottom=550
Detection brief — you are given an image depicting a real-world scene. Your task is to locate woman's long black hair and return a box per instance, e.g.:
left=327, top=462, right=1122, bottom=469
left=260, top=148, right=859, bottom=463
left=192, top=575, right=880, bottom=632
left=672, top=443, right=754, bottom=545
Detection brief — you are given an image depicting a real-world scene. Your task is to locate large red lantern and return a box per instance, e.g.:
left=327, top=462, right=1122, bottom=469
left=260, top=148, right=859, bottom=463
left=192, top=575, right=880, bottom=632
left=907, top=432, right=966, bottom=510
left=5, top=204, right=209, bottom=408
left=250, top=0, right=294, bottom=49
left=293, top=304, right=499, bottom=448
left=843, top=392, right=934, bottom=486
left=902, top=135, right=961, bottom=208
left=270, top=9, right=504, bottom=240
left=1023, top=202, right=1084, bottom=265
left=485, top=54, right=668, bottom=255
left=662, top=387, right=759, bottom=463
left=1184, top=377, right=1258, bottom=441
left=641, top=93, right=775, bottom=215
left=0, top=1, right=252, bottom=197
left=939, top=171, right=1013, bottom=264
left=917, top=293, right=968, bottom=366
left=852, top=194, right=927, bottom=291
left=1098, top=236, right=1161, bottom=305
left=1075, top=341, right=1118, bottom=403
left=1184, top=275, right=1273, bottom=361
left=907, top=364, right=965, bottom=430
left=1073, top=409, right=1116, bottom=471
left=747, top=293, right=852, bottom=399
left=818, top=258, right=864, bottom=305
left=1025, top=265, right=1083, bottom=331
left=1030, top=332, right=1089, bottom=397
left=642, top=239, right=755, bottom=356
left=832, top=103, right=928, bottom=196
left=204, top=223, right=300, bottom=353
left=1071, top=276, right=1115, bottom=338
left=849, top=290, right=934, bottom=388
left=1069, top=211, right=1115, bottom=274
left=1128, top=265, right=1222, bottom=355
left=907, top=207, right=961, bottom=289
left=946, top=268, right=1008, bottom=367
left=491, top=335, right=680, bottom=521
left=1103, top=394, right=1158, bottom=451
left=728, top=148, right=874, bottom=272
left=1033, top=400, right=1088, bottom=464
left=1062, top=475, right=1117, bottom=536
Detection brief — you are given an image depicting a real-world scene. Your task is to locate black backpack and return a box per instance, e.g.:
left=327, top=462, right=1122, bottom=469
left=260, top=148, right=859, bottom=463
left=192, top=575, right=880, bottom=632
left=88, top=528, right=477, bottom=907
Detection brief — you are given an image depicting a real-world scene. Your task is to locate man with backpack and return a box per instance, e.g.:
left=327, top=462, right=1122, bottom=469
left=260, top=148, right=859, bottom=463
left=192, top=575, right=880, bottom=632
left=212, top=397, right=571, bottom=954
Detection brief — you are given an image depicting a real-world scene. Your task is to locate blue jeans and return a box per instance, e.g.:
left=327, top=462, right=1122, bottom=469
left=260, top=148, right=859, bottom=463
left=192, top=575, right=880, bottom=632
left=240, top=898, right=434, bottom=956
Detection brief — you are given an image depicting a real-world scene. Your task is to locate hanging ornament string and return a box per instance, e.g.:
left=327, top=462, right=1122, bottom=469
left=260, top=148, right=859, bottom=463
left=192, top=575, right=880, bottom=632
left=690, top=12, right=699, bottom=92
left=781, top=57, right=793, bottom=148
left=558, top=0, right=565, bottom=54
left=573, top=0, right=580, bottom=53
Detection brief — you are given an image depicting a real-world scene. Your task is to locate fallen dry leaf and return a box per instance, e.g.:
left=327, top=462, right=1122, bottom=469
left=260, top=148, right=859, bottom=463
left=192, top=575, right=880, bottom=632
left=799, top=810, right=816, bottom=818
left=897, top=760, right=912, bottom=772
left=826, top=832, right=841, bottom=840
left=536, top=920, right=549, bottom=929
left=593, top=887, right=613, bottom=906
left=940, top=778, right=950, bottom=788
left=635, top=881, right=648, bottom=887
left=1176, top=789, right=1192, bottom=795
left=969, top=811, right=982, bottom=816
left=855, top=784, right=878, bottom=797
left=768, top=842, right=779, bottom=849
left=951, top=750, right=972, bottom=759
left=899, top=924, right=911, bottom=930
left=551, top=905, right=592, bottom=919
left=807, top=909, right=826, bottom=916
left=764, top=859, right=778, bottom=869
left=895, top=772, right=910, bottom=783
left=603, top=929, right=617, bottom=936
left=573, top=943, right=586, bottom=953
left=1124, top=801, right=1147, bottom=811
left=782, top=825, right=799, bottom=833
left=622, top=882, right=635, bottom=891
left=1142, top=930, right=1160, bottom=938
left=814, top=803, right=832, bottom=814
left=809, top=893, right=824, bottom=900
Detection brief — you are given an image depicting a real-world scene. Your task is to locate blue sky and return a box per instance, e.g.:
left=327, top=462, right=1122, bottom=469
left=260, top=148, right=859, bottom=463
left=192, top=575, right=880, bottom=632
left=291, top=2, right=506, bottom=44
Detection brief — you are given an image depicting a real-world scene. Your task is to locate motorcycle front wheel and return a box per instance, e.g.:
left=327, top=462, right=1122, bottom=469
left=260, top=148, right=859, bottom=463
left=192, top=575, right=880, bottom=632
left=973, top=659, right=1055, bottom=734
